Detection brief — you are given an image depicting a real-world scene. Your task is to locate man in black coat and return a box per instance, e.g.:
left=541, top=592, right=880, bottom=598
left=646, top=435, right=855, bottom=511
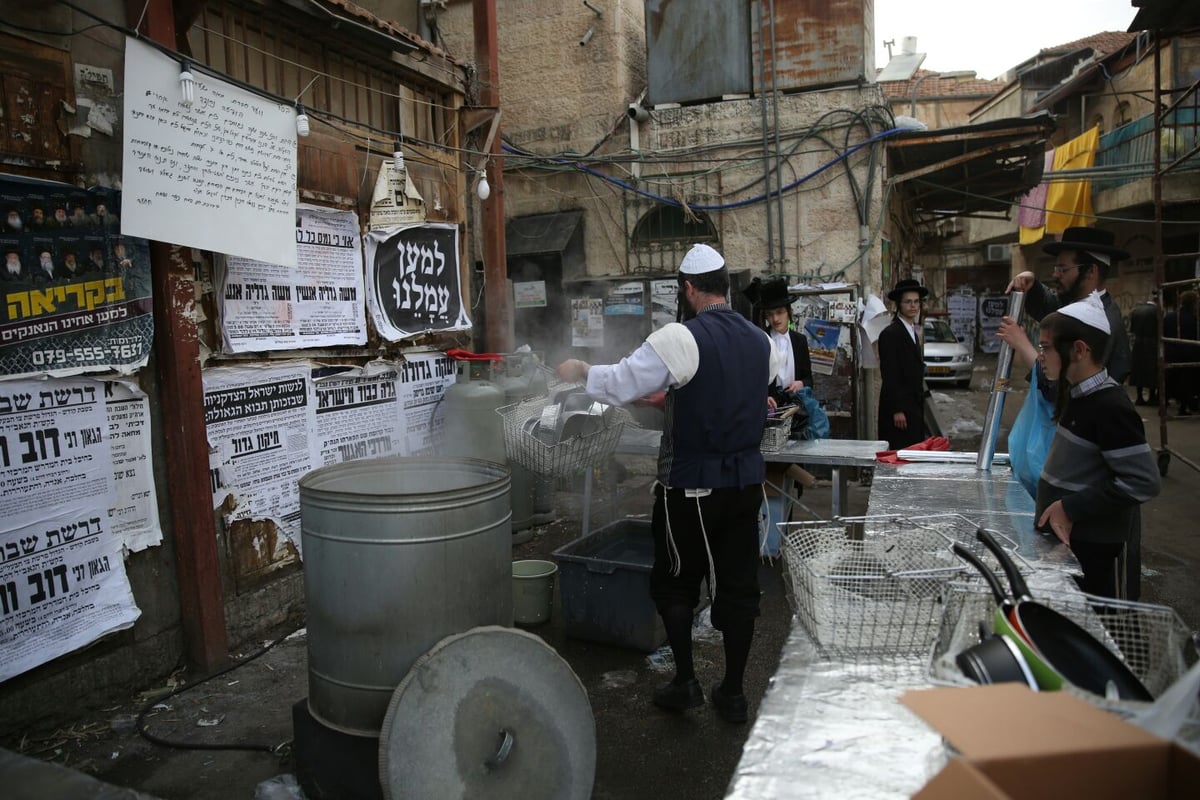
left=1006, top=226, right=1131, bottom=384
left=1128, top=294, right=1159, bottom=406
left=877, top=278, right=928, bottom=449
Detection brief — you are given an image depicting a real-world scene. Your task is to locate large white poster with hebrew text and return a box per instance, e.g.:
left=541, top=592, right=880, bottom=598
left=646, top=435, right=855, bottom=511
left=0, top=377, right=140, bottom=682
left=121, top=36, right=298, bottom=266
left=217, top=205, right=366, bottom=352
left=365, top=223, right=471, bottom=340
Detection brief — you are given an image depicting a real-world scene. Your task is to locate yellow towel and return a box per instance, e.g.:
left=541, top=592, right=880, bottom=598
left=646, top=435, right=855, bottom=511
left=1044, top=126, right=1100, bottom=234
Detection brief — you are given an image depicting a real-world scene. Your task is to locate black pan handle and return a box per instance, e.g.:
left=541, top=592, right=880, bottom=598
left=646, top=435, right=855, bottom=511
left=951, top=543, right=1011, bottom=607
left=976, top=528, right=1031, bottom=601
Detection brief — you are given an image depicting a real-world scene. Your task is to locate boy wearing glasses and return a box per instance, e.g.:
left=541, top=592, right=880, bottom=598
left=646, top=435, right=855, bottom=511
left=1006, top=226, right=1132, bottom=384
left=1034, top=292, right=1159, bottom=599
left=877, top=278, right=929, bottom=449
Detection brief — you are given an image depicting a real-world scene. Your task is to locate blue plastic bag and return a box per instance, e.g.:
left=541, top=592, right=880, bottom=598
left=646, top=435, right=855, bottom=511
left=1008, top=364, right=1056, bottom=499
left=794, top=387, right=830, bottom=440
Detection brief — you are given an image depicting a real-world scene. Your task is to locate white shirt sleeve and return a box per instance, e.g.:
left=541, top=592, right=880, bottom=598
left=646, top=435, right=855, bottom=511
left=585, top=341, right=676, bottom=406
left=585, top=323, right=701, bottom=405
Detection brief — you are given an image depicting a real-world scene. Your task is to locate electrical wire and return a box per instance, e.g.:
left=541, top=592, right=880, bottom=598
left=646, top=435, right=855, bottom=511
left=501, top=127, right=904, bottom=213
left=135, top=627, right=302, bottom=753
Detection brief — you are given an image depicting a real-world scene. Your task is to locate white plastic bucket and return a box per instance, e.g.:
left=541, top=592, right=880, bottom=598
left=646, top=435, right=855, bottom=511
left=512, top=559, right=558, bottom=625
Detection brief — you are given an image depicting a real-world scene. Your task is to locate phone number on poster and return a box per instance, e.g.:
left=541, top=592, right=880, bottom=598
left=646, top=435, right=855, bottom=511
left=31, top=342, right=144, bottom=366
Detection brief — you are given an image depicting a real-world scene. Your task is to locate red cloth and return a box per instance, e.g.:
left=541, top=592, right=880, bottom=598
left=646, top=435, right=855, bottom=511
left=445, top=348, right=504, bottom=363
left=875, top=436, right=952, bottom=464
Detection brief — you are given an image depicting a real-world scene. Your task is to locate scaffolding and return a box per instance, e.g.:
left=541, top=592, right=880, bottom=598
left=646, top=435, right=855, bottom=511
left=1147, top=19, right=1200, bottom=476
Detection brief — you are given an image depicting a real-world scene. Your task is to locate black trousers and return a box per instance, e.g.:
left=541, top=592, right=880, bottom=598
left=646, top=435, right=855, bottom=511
left=649, top=483, right=762, bottom=630
left=1070, top=539, right=1129, bottom=600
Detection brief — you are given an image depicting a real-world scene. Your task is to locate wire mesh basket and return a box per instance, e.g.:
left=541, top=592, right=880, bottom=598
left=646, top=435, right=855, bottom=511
left=930, top=582, right=1200, bottom=717
left=497, top=392, right=630, bottom=479
left=778, top=514, right=988, bottom=658
left=760, top=416, right=790, bottom=454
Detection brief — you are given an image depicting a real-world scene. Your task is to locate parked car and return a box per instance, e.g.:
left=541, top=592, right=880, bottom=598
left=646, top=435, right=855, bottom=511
left=923, top=317, right=973, bottom=388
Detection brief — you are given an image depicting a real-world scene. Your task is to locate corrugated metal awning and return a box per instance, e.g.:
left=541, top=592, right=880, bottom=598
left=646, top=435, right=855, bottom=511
left=1130, top=0, right=1200, bottom=33
left=885, top=112, right=1057, bottom=218
left=505, top=211, right=583, bottom=257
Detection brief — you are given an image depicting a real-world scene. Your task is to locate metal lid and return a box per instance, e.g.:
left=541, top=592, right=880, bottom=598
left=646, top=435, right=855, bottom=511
left=378, top=626, right=596, bottom=800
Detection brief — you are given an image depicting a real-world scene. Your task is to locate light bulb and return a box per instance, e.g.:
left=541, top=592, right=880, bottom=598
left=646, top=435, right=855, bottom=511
left=295, top=104, right=310, bottom=137
left=476, top=173, right=491, bottom=200
left=179, top=62, right=194, bottom=107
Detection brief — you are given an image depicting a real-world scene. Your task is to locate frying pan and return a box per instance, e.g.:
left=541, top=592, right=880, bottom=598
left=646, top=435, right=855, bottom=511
left=955, top=622, right=1039, bottom=690
left=949, top=543, right=1028, bottom=650
left=975, top=529, right=1153, bottom=702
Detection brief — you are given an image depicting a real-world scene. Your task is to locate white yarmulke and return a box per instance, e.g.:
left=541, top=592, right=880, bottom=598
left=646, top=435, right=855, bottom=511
left=1059, top=291, right=1110, bottom=334
left=678, top=243, right=724, bottom=275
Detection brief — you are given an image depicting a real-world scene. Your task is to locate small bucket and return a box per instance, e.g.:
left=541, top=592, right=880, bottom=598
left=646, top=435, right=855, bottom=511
left=512, top=559, right=558, bottom=625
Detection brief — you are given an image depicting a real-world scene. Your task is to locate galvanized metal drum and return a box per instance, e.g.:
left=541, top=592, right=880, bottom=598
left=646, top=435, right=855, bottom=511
left=299, top=456, right=513, bottom=736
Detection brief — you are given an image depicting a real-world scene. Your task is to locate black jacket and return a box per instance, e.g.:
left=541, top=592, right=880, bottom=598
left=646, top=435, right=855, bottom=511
left=877, top=316, right=927, bottom=449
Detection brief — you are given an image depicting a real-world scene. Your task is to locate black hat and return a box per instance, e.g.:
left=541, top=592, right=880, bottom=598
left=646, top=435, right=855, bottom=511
left=743, top=276, right=798, bottom=310
left=1042, top=226, right=1129, bottom=262
left=887, top=278, right=929, bottom=303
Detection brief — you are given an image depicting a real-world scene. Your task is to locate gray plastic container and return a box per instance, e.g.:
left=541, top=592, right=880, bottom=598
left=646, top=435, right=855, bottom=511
left=552, top=519, right=666, bottom=652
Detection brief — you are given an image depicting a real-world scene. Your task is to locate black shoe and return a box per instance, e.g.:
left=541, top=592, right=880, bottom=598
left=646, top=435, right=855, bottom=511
left=710, top=683, right=748, bottom=724
left=653, top=678, right=704, bottom=712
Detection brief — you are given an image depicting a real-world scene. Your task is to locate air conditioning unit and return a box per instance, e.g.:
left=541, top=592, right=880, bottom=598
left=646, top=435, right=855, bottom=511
left=985, top=244, right=1011, bottom=263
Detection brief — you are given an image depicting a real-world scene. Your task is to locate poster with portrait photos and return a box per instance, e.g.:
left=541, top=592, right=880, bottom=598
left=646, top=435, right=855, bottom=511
left=0, top=176, right=152, bottom=380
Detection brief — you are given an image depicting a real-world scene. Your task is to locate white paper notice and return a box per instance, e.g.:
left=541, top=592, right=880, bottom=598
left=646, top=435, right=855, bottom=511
left=312, top=366, right=402, bottom=467
left=0, top=379, right=113, bottom=532
left=0, top=507, right=139, bottom=682
left=571, top=298, right=604, bottom=347
left=397, top=353, right=456, bottom=455
left=103, top=380, right=163, bottom=554
left=204, top=364, right=313, bottom=548
left=514, top=281, right=547, bottom=309
left=217, top=205, right=367, bottom=352
left=1, top=377, right=140, bottom=682
left=121, top=37, right=298, bottom=266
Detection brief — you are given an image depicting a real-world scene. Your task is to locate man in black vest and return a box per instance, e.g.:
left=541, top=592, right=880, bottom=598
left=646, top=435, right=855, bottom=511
left=558, top=244, right=780, bottom=724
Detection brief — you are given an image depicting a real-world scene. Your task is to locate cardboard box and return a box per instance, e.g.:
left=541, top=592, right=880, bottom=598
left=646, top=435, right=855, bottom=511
left=900, top=684, right=1200, bottom=800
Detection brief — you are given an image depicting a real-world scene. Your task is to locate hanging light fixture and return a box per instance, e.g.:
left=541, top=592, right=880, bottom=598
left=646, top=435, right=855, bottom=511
left=179, top=60, right=195, bottom=107
left=295, top=103, right=310, bottom=137
left=476, top=166, right=491, bottom=201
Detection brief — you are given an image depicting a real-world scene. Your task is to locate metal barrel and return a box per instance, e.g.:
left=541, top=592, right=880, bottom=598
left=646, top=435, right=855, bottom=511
left=977, top=291, right=1026, bottom=470
left=299, top=456, right=513, bottom=736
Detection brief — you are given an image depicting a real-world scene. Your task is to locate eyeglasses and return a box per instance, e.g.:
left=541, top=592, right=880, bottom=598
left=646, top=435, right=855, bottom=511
left=1052, top=264, right=1078, bottom=275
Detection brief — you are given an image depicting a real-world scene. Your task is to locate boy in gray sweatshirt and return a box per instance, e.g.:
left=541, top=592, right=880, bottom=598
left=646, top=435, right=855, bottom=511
left=1035, top=292, right=1161, bottom=599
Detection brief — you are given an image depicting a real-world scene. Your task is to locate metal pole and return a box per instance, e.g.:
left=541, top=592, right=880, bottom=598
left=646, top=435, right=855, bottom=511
left=976, top=291, right=1025, bottom=470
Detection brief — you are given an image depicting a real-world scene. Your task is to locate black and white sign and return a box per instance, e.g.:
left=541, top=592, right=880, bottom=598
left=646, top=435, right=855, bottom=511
left=365, top=223, right=471, bottom=340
